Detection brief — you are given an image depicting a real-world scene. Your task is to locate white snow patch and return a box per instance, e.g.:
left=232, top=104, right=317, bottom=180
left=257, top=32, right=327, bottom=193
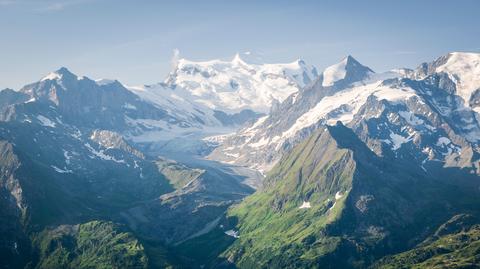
left=84, top=143, right=125, bottom=163
left=249, top=136, right=269, bottom=148
left=436, top=137, right=451, bottom=147
left=203, top=133, right=233, bottom=145
left=123, top=103, right=137, bottom=110
left=243, top=115, right=268, bottom=134
left=36, top=115, right=56, bottom=128
left=51, top=165, right=72, bottom=174
left=291, top=92, right=299, bottom=104
left=225, top=230, right=240, bottom=238
left=224, top=152, right=240, bottom=158
left=41, top=72, right=61, bottom=81
left=63, top=150, right=72, bottom=164
left=299, top=201, right=311, bottom=209
left=398, top=111, right=424, bottom=125
left=389, top=132, right=411, bottom=150
left=95, top=79, right=117, bottom=86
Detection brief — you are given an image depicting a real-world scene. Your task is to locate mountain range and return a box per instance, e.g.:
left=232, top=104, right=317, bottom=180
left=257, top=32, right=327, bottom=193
left=1, top=51, right=479, bottom=269
left=209, top=52, right=480, bottom=173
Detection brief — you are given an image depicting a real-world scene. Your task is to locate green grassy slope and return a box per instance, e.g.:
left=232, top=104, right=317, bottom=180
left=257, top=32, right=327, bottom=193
left=214, top=123, right=480, bottom=269
left=373, top=215, right=480, bottom=269
left=33, top=221, right=148, bottom=269
left=218, top=125, right=358, bottom=268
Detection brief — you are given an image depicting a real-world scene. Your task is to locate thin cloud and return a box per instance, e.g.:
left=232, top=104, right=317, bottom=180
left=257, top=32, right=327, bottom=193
left=40, top=2, right=66, bottom=11
left=0, top=0, right=19, bottom=6
left=393, top=50, right=417, bottom=55
left=35, top=0, right=97, bottom=13
left=171, top=48, right=180, bottom=69
left=0, top=0, right=98, bottom=12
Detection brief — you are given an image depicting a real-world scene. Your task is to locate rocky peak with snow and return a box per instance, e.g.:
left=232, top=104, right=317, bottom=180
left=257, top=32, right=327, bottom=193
left=209, top=52, right=480, bottom=173
left=162, top=53, right=318, bottom=114
left=22, top=67, right=80, bottom=104
left=321, top=55, right=374, bottom=87
left=415, top=52, right=480, bottom=107
left=14, top=68, right=192, bottom=136
left=40, top=67, right=77, bottom=82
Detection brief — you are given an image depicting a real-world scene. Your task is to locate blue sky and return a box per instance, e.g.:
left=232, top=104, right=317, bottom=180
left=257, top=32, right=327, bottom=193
left=1, top=0, right=479, bottom=89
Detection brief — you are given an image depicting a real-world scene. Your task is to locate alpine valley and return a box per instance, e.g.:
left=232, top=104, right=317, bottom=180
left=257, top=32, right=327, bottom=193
left=1, top=52, right=480, bottom=269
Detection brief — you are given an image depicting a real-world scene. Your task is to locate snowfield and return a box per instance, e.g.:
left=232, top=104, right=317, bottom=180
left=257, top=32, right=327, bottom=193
left=433, top=52, right=480, bottom=104
left=162, top=53, right=318, bottom=113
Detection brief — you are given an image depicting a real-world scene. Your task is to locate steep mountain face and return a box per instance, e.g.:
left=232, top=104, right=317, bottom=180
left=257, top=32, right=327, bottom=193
left=321, top=55, right=374, bottom=88
left=17, top=67, right=228, bottom=150
left=415, top=52, right=480, bottom=112
left=0, top=88, right=29, bottom=108
left=0, top=101, right=175, bottom=268
left=209, top=53, right=480, bottom=174
left=0, top=102, right=172, bottom=221
left=214, top=123, right=480, bottom=268
left=20, top=68, right=170, bottom=131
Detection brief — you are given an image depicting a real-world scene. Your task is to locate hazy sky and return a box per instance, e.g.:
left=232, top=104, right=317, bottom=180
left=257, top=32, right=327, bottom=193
left=1, top=0, right=479, bottom=89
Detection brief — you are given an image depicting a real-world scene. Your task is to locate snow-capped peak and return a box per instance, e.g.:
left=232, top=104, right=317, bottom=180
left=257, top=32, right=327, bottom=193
left=322, top=56, right=349, bottom=87
left=41, top=72, right=62, bottom=82
left=430, top=51, right=480, bottom=103
left=162, top=54, right=318, bottom=113
left=41, top=67, right=76, bottom=82
left=322, top=55, right=374, bottom=87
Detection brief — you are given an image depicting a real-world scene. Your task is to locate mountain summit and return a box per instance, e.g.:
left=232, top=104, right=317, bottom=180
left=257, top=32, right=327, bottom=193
left=416, top=52, right=480, bottom=107
left=40, top=67, right=77, bottom=82
left=322, top=55, right=374, bottom=87
left=161, top=53, right=318, bottom=113
left=209, top=52, right=480, bottom=173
